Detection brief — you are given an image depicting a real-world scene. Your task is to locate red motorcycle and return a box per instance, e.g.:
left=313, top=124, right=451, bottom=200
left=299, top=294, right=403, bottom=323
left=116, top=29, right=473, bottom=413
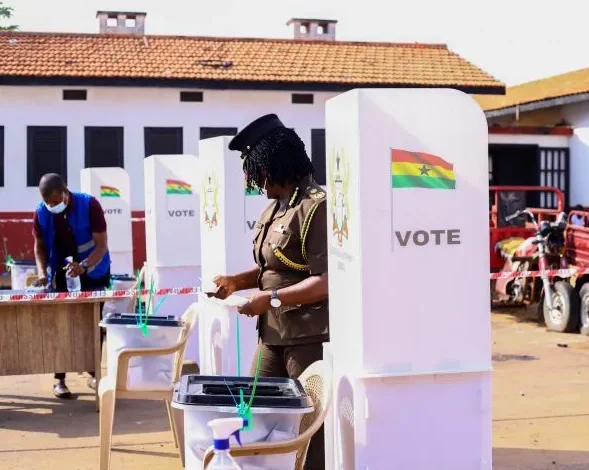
left=493, top=210, right=580, bottom=332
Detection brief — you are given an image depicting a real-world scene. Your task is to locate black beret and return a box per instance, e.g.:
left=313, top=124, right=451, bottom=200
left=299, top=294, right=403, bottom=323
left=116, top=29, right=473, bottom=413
left=228, top=113, right=286, bottom=153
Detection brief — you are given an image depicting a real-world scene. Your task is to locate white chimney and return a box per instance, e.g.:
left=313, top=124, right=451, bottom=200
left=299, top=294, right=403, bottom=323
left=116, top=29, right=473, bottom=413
left=286, top=18, right=337, bottom=41
left=96, top=11, right=147, bottom=35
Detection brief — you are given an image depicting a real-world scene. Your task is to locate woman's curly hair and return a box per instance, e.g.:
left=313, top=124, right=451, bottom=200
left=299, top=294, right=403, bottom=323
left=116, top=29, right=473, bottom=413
left=243, top=127, right=314, bottom=193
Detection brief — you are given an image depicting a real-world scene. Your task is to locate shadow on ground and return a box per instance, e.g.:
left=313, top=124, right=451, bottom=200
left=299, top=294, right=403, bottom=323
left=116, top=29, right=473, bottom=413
left=0, top=393, right=171, bottom=439
left=492, top=304, right=544, bottom=325
left=493, top=448, right=589, bottom=470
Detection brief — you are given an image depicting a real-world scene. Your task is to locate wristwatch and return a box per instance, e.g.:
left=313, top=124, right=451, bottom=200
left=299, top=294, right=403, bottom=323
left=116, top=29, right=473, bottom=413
left=80, top=259, right=89, bottom=272
left=270, top=289, right=282, bottom=308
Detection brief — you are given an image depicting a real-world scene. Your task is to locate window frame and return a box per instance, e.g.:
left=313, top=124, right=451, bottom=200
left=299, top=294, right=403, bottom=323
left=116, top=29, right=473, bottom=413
left=84, top=126, right=125, bottom=169
left=144, top=127, right=184, bottom=157
left=311, top=128, right=326, bottom=185
left=199, top=127, right=238, bottom=140
left=26, top=126, right=68, bottom=187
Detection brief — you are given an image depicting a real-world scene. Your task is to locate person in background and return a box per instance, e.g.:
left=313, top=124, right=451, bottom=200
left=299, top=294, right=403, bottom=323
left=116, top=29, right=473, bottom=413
left=32, top=173, right=111, bottom=399
left=570, top=204, right=586, bottom=227
left=211, top=114, right=329, bottom=470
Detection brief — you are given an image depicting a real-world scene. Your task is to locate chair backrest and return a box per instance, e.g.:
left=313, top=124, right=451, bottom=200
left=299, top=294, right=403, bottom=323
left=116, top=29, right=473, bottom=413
left=172, top=302, right=200, bottom=381
left=295, top=360, right=333, bottom=470
left=115, top=301, right=200, bottom=392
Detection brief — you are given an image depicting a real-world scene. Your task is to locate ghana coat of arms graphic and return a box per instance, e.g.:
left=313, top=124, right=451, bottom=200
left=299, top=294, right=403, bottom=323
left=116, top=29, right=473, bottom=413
left=202, top=171, right=220, bottom=230
left=328, top=148, right=350, bottom=246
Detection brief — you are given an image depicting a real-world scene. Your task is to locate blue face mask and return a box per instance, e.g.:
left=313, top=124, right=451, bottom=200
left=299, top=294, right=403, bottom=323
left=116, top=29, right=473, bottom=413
left=45, top=195, right=67, bottom=214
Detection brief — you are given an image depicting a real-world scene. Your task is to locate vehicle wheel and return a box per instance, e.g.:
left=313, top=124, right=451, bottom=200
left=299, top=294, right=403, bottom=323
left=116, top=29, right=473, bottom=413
left=578, top=284, right=589, bottom=335
left=543, top=282, right=581, bottom=333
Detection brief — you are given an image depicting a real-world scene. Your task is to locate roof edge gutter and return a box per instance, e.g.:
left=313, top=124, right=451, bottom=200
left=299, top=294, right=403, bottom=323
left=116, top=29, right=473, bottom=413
left=0, top=75, right=505, bottom=94
left=485, top=92, right=589, bottom=118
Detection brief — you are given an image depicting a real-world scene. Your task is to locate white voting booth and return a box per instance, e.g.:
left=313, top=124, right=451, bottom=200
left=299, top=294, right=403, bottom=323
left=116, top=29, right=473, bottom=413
left=80, top=167, right=133, bottom=275
left=197, top=136, right=261, bottom=376
left=324, top=89, right=492, bottom=469
left=144, top=154, right=201, bottom=360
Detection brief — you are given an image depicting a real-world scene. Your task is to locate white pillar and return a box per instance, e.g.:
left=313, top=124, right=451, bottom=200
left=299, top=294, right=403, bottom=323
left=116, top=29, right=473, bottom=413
left=324, top=89, right=492, bottom=470
left=144, top=154, right=201, bottom=360
left=197, top=136, right=260, bottom=376
left=80, top=167, right=133, bottom=275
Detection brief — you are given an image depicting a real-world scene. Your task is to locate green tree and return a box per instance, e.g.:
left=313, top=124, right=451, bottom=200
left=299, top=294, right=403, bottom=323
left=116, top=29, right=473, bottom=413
left=0, top=2, right=18, bottom=31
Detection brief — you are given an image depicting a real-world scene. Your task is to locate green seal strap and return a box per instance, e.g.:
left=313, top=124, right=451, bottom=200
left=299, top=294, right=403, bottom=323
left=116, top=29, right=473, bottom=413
left=228, top=310, right=263, bottom=431
left=3, top=238, right=13, bottom=272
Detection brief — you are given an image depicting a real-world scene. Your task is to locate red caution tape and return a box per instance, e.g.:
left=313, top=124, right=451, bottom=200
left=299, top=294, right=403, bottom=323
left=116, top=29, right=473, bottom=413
left=489, top=268, right=589, bottom=280
left=0, top=217, right=145, bottom=223
left=0, top=287, right=199, bottom=303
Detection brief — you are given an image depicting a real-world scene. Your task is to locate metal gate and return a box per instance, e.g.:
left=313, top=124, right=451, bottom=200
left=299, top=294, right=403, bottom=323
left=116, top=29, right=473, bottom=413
left=539, top=148, right=569, bottom=209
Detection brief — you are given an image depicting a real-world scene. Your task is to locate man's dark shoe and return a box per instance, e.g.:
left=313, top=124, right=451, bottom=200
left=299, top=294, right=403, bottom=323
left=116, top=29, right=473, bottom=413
left=87, top=377, right=97, bottom=391
left=53, top=380, right=72, bottom=399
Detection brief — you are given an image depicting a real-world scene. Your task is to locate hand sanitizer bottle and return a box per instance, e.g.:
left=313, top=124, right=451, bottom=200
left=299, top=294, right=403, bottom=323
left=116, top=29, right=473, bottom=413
left=65, top=256, right=81, bottom=292
left=207, top=417, right=246, bottom=470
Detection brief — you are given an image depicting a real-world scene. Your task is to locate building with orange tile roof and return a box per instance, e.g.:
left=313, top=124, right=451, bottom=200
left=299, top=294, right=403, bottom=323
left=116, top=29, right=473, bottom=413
left=0, top=11, right=504, bottom=271
left=472, top=67, right=589, bottom=210
left=0, top=13, right=503, bottom=93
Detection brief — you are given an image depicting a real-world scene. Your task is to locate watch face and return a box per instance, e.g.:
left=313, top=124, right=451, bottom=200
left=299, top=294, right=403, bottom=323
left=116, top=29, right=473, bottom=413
left=270, top=298, right=282, bottom=308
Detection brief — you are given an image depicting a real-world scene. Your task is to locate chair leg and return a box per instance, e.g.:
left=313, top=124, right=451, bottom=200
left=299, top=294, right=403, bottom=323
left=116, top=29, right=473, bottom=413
left=99, top=388, right=116, bottom=470
left=171, top=403, right=185, bottom=467
left=165, top=399, right=179, bottom=448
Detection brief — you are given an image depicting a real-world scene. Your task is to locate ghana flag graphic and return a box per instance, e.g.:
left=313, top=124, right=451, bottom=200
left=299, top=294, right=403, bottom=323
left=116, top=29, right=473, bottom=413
left=166, top=179, right=192, bottom=195
left=100, top=185, right=121, bottom=198
left=391, top=149, right=456, bottom=190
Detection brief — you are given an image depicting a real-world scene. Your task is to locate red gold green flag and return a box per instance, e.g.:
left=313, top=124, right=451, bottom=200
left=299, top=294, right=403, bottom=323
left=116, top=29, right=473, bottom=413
left=391, top=149, right=456, bottom=190
left=100, top=185, right=121, bottom=197
left=166, top=179, right=192, bottom=195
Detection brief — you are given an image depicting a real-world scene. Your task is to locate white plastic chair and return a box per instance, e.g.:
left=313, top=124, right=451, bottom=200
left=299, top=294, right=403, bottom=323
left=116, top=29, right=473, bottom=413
left=98, top=302, right=199, bottom=470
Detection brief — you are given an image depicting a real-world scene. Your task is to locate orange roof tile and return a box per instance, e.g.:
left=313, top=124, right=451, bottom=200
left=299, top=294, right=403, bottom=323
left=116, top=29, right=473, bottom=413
left=0, top=31, right=504, bottom=92
left=475, top=67, right=589, bottom=112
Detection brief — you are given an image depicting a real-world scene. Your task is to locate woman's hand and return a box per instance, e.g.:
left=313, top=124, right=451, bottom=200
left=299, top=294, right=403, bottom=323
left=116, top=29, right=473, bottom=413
left=210, top=275, right=238, bottom=300
left=237, top=291, right=271, bottom=317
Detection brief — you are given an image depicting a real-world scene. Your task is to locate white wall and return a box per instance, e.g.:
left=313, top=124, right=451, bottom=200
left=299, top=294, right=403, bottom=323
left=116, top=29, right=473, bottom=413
left=564, top=101, right=589, bottom=205
left=0, top=86, right=338, bottom=212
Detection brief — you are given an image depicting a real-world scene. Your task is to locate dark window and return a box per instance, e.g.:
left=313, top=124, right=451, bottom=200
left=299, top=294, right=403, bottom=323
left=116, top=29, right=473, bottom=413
left=144, top=127, right=183, bottom=157
left=63, top=89, right=87, bottom=101
left=0, top=127, right=4, bottom=186
left=292, top=93, right=314, bottom=104
left=27, top=126, right=67, bottom=187
left=180, top=91, right=204, bottom=102
left=488, top=154, right=493, bottom=182
left=85, top=127, right=124, bottom=168
left=539, top=148, right=570, bottom=209
left=311, top=129, right=326, bottom=185
left=200, top=127, right=238, bottom=140
left=489, top=143, right=541, bottom=208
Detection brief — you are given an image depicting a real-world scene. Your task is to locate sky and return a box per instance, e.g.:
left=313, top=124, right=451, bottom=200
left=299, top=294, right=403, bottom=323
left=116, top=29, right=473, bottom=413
left=5, top=0, right=588, bottom=87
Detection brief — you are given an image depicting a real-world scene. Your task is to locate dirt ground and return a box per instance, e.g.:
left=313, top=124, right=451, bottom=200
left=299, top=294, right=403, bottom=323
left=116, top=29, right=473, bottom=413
left=0, top=308, right=588, bottom=470
left=492, top=308, right=589, bottom=470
